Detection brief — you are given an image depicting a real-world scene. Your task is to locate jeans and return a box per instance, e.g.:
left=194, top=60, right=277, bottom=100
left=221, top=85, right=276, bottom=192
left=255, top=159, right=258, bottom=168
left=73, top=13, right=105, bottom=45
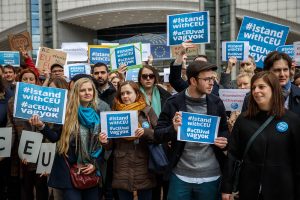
left=167, top=174, right=220, bottom=200
left=117, top=189, right=152, bottom=200
left=63, top=186, right=99, bottom=200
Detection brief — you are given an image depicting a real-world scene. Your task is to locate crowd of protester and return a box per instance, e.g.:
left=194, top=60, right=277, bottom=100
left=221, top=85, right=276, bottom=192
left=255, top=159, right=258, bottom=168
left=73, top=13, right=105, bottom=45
left=0, top=39, right=300, bottom=200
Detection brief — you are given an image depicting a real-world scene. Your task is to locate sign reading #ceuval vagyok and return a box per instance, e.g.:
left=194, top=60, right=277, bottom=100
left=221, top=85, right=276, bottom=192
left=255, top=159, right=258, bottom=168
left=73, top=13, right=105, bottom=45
left=100, top=111, right=138, bottom=138
left=14, top=82, right=68, bottom=124
left=178, top=112, right=220, bottom=144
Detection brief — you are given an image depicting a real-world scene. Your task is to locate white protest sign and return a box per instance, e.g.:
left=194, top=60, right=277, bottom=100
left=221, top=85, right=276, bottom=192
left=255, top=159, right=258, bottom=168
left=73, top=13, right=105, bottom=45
left=294, top=41, right=300, bottom=66
left=0, top=127, right=12, bottom=157
left=18, top=130, right=43, bottom=163
left=222, top=41, right=250, bottom=61
left=100, top=111, right=138, bottom=138
left=164, top=68, right=170, bottom=83
left=64, top=63, right=91, bottom=79
left=61, top=42, right=88, bottom=62
left=101, top=43, right=119, bottom=46
left=142, top=43, right=151, bottom=61
left=36, top=143, right=56, bottom=174
left=219, top=89, right=250, bottom=111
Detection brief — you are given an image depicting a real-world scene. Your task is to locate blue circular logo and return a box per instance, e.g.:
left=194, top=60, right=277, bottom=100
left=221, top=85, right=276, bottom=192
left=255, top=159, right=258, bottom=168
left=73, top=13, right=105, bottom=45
left=231, top=103, right=239, bottom=110
left=276, top=122, right=288, bottom=133
left=142, top=121, right=150, bottom=128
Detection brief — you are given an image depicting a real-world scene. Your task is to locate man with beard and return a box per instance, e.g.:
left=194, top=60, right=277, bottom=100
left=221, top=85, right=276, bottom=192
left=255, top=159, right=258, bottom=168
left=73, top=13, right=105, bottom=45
left=92, top=62, right=116, bottom=108
left=155, top=61, right=228, bottom=200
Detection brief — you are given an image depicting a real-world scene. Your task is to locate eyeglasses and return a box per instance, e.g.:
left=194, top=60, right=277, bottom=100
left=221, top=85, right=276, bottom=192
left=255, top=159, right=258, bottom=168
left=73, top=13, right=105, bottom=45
left=141, top=74, right=155, bottom=80
left=241, top=62, right=252, bottom=67
left=196, top=76, right=215, bottom=83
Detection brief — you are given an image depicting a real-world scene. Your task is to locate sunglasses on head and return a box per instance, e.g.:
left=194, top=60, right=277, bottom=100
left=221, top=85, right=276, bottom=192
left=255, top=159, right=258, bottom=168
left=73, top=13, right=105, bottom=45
left=141, top=74, right=155, bottom=80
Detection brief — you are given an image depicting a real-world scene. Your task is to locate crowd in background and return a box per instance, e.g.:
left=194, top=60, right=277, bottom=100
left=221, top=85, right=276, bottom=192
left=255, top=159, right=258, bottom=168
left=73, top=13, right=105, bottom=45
left=0, top=40, right=300, bottom=200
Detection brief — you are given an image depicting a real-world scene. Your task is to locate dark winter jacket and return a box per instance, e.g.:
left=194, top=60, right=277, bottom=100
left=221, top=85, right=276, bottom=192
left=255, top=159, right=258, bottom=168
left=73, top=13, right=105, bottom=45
left=154, top=90, right=229, bottom=179
left=221, top=111, right=300, bottom=200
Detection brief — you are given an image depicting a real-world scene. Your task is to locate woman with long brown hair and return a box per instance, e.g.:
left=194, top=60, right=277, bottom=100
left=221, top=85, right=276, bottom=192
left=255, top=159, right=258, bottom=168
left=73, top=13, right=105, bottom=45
left=100, top=81, right=157, bottom=200
left=222, top=71, right=300, bottom=200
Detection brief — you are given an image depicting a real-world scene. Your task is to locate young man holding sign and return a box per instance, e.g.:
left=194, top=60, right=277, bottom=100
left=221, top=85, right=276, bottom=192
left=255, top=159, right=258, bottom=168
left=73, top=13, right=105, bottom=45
left=155, top=61, right=228, bottom=200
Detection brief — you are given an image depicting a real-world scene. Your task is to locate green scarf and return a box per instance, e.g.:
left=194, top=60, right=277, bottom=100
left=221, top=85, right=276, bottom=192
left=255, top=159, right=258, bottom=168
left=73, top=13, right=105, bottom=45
left=140, top=86, right=161, bottom=116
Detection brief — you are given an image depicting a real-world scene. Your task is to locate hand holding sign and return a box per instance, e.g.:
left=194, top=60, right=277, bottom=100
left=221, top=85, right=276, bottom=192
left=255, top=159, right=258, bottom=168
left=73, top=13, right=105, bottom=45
left=226, top=57, right=237, bottom=73
left=173, top=112, right=182, bottom=132
left=99, top=132, right=108, bottom=144
left=20, top=47, right=29, bottom=59
left=214, top=137, right=228, bottom=149
left=29, top=114, right=45, bottom=130
left=135, top=128, right=144, bottom=138
left=117, top=64, right=127, bottom=76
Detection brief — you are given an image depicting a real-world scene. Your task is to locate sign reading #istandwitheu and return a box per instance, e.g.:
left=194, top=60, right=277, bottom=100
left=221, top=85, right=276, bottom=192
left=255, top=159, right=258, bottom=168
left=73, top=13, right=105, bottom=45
left=178, top=112, right=220, bottom=144
left=100, top=111, right=138, bottom=138
left=14, top=82, right=68, bottom=124
left=167, top=11, right=210, bottom=46
left=237, top=16, right=289, bottom=68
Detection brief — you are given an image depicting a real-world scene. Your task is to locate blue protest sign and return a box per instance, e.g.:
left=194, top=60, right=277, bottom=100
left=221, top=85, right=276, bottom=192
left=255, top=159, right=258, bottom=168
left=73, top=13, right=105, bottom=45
left=126, top=68, right=139, bottom=82
left=64, top=63, right=91, bottom=79
left=167, top=11, right=210, bottom=46
left=110, top=43, right=142, bottom=70
left=237, top=16, right=289, bottom=68
left=100, top=111, right=138, bottom=138
left=151, top=45, right=171, bottom=60
left=89, top=46, right=110, bottom=65
left=276, top=45, right=294, bottom=59
left=0, top=51, right=20, bottom=67
left=14, top=82, right=68, bottom=124
left=178, top=112, right=220, bottom=144
left=222, top=41, right=249, bottom=61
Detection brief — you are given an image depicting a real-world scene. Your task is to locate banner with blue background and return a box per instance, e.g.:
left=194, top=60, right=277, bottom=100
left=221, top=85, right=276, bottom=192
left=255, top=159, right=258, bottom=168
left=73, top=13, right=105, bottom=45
left=276, top=45, right=294, bottom=59
left=167, top=11, right=210, bottom=46
left=126, top=68, right=140, bottom=82
left=178, top=112, right=220, bottom=144
left=237, top=16, right=289, bottom=68
left=100, top=111, right=138, bottom=138
left=151, top=45, right=171, bottom=60
left=222, top=41, right=249, bottom=61
left=64, top=63, right=91, bottom=79
left=110, top=43, right=142, bottom=70
left=0, top=51, right=20, bottom=66
left=88, top=45, right=110, bottom=65
left=13, top=82, right=67, bottom=124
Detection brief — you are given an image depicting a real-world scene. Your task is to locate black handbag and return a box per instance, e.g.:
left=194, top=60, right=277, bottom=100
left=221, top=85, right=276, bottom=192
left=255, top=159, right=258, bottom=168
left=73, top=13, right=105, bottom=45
left=231, top=115, right=274, bottom=192
left=148, top=143, right=169, bottom=174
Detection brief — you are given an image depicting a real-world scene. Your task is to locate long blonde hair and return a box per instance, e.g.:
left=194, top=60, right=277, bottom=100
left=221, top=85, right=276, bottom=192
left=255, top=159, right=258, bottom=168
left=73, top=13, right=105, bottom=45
left=58, top=78, right=98, bottom=155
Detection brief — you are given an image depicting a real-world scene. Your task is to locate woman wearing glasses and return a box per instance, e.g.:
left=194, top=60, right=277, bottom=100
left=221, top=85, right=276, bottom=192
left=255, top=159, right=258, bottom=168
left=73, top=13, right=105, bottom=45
left=138, top=65, right=171, bottom=200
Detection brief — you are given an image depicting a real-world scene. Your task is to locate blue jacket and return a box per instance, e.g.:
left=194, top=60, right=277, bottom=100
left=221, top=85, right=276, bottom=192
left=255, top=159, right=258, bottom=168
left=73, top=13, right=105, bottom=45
left=154, top=90, right=229, bottom=179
